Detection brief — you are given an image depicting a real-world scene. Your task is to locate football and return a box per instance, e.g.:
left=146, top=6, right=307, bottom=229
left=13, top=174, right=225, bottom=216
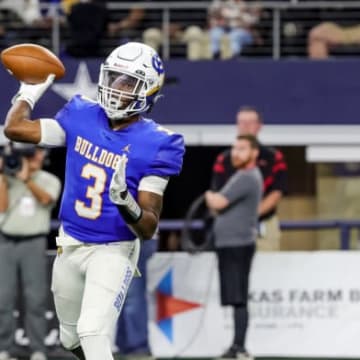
left=0, top=43, right=65, bottom=84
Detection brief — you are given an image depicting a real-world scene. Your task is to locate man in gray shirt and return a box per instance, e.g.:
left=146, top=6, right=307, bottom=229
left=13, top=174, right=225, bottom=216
left=205, top=134, right=262, bottom=360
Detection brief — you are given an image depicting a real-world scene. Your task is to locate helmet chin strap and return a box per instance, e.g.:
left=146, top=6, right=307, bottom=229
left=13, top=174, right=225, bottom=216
left=107, top=108, right=141, bottom=122
left=145, top=93, right=163, bottom=114
left=107, top=110, right=128, bottom=121
left=99, top=88, right=155, bottom=120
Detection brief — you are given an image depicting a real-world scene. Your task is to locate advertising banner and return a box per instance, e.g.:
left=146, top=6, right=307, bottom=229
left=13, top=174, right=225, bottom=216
left=148, top=251, right=360, bottom=358
left=147, top=252, right=233, bottom=358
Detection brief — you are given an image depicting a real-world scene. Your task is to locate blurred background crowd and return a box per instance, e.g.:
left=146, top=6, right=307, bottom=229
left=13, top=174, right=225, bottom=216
left=1, top=0, right=360, bottom=60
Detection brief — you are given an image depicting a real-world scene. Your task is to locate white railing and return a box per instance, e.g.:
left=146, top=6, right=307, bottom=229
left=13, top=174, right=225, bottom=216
left=0, top=1, right=360, bottom=59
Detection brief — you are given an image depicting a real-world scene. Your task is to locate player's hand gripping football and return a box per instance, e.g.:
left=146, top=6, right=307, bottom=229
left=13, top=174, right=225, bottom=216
left=109, top=155, right=129, bottom=204
left=12, top=74, right=55, bottom=109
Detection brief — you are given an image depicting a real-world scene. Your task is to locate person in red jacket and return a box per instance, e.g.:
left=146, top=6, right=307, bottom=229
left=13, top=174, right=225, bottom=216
left=211, top=106, right=288, bottom=251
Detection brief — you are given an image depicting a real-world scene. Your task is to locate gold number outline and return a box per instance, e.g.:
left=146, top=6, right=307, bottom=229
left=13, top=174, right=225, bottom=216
left=75, top=163, right=107, bottom=220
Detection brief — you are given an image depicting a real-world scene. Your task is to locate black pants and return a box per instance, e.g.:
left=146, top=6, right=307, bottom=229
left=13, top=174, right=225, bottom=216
left=216, top=244, right=255, bottom=351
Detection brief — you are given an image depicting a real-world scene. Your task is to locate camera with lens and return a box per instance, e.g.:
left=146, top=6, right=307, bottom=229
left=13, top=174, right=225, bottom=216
left=1, top=143, right=36, bottom=176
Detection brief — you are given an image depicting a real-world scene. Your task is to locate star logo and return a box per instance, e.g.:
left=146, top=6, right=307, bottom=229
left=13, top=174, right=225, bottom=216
left=156, top=269, right=201, bottom=342
left=51, top=62, right=98, bottom=101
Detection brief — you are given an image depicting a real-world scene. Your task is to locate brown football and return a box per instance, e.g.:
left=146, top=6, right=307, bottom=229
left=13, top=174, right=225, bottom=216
left=0, top=43, right=65, bottom=84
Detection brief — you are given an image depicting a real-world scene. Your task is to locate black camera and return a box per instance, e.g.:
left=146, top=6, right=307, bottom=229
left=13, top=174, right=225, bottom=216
left=1, top=143, right=37, bottom=176
left=3, top=151, right=22, bottom=176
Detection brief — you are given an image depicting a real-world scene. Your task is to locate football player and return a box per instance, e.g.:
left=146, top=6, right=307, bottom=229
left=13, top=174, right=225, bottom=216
left=4, top=42, right=185, bottom=360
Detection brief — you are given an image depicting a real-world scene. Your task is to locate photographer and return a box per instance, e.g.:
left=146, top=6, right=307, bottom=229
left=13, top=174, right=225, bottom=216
left=0, top=144, right=61, bottom=360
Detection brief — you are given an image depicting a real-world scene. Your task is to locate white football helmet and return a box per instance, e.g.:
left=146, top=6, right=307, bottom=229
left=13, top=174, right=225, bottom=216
left=98, top=42, right=165, bottom=120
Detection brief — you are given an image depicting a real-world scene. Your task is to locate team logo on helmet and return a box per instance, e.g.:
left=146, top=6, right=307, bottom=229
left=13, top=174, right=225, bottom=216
left=152, top=54, right=164, bottom=75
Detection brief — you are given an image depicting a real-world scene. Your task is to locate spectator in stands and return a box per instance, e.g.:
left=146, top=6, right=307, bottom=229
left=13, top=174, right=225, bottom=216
left=208, top=0, right=261, bottom=59
left=60, top=0, right=78, bottom=15
left=307, top=22, right=360, bottom=59
left=65, top=0, right=109, bottom=57
left=0, top=0, right=56, bottom=49
left=1, top=0, right=43, bottom=26
left=107, top=1, right=147, bottom=44
left=4, top=0, right=62, bottom=28
left=142, top=0, right=209, bottom=60
left=0, top=144, right=61, bottom=360
left=105, top=0, right=209, bottom=60
left=40, top=0, right=65, bottom=26
left=211, top=106, right=288, bottom=251
left=206, top=134, right=262, bottom=360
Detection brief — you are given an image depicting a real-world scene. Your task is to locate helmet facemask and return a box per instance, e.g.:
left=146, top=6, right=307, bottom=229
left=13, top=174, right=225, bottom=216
left=97, top=42, right=165, bottom=120
left=98, top=66, right=147, bottom=120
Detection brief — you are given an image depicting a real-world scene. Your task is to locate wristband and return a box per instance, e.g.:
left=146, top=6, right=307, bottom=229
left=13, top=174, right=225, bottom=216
left=116, top=190, right=142, bottom=224
left=11, top=74, right=55, bottom=110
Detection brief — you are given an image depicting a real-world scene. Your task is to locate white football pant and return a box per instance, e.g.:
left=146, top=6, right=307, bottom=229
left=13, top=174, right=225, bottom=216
left=51, top=239, right=140, bottom=350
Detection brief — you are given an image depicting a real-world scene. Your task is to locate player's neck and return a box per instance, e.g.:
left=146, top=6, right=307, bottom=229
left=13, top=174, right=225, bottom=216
left=109, top=114, right=140, bottom=131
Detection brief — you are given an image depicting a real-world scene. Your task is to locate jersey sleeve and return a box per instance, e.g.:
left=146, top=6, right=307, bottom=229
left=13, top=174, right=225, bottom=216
left=145, top=133, right=185, bottom=177
left=53, top=96, right=79, bottom=133
left=39, top=118, right=66, bottom=147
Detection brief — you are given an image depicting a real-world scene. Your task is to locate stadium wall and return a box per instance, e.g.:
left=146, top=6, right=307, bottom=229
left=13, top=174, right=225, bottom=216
left=1, top=59, right=360, bottom=146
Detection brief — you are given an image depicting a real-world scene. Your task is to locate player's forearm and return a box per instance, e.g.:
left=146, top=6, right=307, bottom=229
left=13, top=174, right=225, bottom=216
left=109, top=156, right=164, bottom=240
left=128, top=210, right=158, bottom=241
left=114, top=189, right=162, bottom=240
left=4, top=101, right=40, bottom=143
left=116, top=193, right=160, bottom=240
left=5, top=74, right=54, bottom=143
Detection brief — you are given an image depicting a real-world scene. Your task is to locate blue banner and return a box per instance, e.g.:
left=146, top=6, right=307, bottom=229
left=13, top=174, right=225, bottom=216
left=1, top=59, right=360, bottom=125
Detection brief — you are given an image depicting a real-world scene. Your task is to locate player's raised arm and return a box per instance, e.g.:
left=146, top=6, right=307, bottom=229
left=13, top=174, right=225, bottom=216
left=4, top=75, right=55, bottom=144
left=2, top=43, right=65, bottom=144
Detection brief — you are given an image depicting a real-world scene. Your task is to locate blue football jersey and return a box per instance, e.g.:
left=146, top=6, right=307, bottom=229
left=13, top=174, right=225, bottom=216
left=54, top=95, right=185, bottom=243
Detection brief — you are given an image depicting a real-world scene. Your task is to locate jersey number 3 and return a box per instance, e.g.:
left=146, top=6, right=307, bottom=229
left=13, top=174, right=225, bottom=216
left=75, top=163, right=106, bottom=219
